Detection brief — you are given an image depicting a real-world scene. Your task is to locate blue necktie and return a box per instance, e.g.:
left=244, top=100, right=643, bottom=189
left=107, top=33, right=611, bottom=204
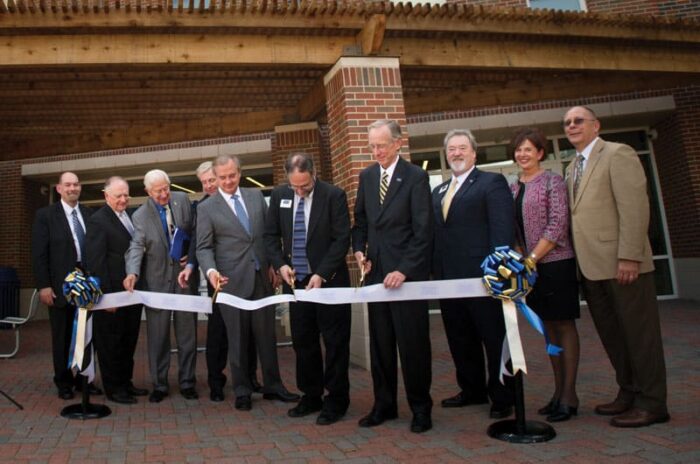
left=157, top=205, right=170, bottom=246
left=71, top=209, right=85, bottom=260
left=232, top=194, right=259, bottom=270
left=291, top=197, right=309, bottom=281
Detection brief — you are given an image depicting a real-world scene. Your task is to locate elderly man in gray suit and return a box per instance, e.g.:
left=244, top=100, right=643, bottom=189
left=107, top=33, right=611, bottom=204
left=197, top=155, right=299, bottom=411
left=124, top=169, right=199, bottom=403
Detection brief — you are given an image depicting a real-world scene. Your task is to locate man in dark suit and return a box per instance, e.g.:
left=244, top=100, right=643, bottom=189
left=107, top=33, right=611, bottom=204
left=431, top=129, right=515, bottom=419
left=85, top=176, right=148, bottom=404
left=31, top=171, right=102, bottom=399
left=352, top=119, right=434, bottom=433
left=124, top=169, right=198, bottom=403
left=564, top=106, right=668, bottom=427
left=196, top=155, right=299, bottom=411
left=265, top=152, right=352, bottom=425
left=177, top=161, right=261, bottom=402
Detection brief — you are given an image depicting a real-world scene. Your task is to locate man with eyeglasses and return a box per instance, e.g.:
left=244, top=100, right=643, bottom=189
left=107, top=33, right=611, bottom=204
left=352, top=119, right=434, bottom=433
left=85, top=176, right=149, bottom=404
left=196, top=155, right=299, bottom=411
left=264, top=152, right=352, bottom=425
left=124, top=169, right=199, bottom=403
left=431, top=129, right=516, bottom=420
left=563, top=106, right=669, bottom=428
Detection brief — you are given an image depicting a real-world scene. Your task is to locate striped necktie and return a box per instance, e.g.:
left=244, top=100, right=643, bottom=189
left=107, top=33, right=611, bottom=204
left=71, top=209, right=85, bottom=259
left=379, top=171, right=389, bottom=205
left=291, top=197, right=309, bottom=281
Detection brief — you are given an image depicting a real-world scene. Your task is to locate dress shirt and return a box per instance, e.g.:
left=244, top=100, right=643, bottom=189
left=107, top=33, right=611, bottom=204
left=380, top=156, right=400, bottom=187
left=443, top=165, right=475, bottom=206
left=113, top=208, right=134, bottom=236
left=576, top=136, right=599, bottom=173
left=219, top=186, right=249, bottom=219
left=61, top=199, right=86, bottom=262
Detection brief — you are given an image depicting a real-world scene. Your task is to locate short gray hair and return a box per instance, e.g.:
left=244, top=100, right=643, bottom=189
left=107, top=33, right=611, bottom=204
left=104, top=176, right=128, bottom=193
left=212, top=155, right=241, bottom=174
left=196, top=161, right=213, bottom=177
left=143, top=169, right=170, bottom=190
left=368, top=119, right=402, bottom=140
left=444, top=129, right=478, bottom=152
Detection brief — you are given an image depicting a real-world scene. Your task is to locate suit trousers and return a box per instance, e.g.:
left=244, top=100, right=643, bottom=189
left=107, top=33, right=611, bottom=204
left=49, top=303, right=77, bottom=389
left=145, top=307, right=197, bottom=392
left=367, top=299, right=433, bottom=416
left=583, top=272, right=668, bottom=414
left=440, top=297, right=514, bottom=407
left=94, top=304, right=142, bottom=394
left=289, top=298, right=351, bottom=414
left=221, top=271, right=284, bottom=398
left=206, top=303, right=259, bottom=390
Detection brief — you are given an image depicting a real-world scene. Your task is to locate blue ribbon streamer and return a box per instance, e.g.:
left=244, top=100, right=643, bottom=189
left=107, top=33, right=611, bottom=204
left=514, top=299, right=562, bottom=356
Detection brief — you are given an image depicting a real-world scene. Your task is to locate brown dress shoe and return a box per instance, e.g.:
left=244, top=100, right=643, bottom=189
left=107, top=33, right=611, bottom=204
left=610, top=408, right=670, bottom=428
left=594, top=398, right=633, bottom=416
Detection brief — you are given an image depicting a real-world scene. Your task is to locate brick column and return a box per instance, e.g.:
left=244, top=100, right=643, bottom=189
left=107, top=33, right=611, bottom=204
left=323, top=57, right=410, bottom=368
left=272, top=122, right=325, bottom=186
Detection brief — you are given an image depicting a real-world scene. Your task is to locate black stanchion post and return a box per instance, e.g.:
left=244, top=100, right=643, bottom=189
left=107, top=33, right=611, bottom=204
left=60, top=375, right=111, bottom=420
left=487, top=371, right=556, bottom=444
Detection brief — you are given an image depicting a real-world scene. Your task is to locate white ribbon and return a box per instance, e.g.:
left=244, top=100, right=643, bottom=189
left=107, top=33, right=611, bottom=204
left=92, top=278, right=488, bottom=312
left=499, top=300, right=527, bottom=383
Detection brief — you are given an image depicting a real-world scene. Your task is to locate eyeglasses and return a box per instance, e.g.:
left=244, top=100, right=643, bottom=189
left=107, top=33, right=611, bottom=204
left=563, top=117, right=596, bottom=128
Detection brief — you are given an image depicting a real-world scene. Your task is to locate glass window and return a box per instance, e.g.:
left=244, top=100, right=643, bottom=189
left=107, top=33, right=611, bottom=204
left=410, top=150, right=441, bottom=172
left=528, top=0, right=585, bottom=12
left=603, top=131, right=649, bottom=152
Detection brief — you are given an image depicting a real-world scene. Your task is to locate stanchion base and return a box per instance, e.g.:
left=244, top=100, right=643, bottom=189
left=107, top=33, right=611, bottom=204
left=487, top=419, right=556, bottom=443
left=60, top=403, right=111, bottom=420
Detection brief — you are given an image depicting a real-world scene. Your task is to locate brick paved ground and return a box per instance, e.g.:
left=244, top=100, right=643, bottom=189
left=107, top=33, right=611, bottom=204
left=0, top=300, right=698, bottom=463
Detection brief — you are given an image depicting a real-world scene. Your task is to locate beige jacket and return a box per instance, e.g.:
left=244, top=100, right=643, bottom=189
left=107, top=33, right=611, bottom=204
left=566, top=138, right=654, bottom=281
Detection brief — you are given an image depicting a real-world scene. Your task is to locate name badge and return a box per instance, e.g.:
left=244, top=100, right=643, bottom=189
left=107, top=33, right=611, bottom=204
left=280, top=199, right=293, bottom=208
left=439, top=184, right=449, bottom=194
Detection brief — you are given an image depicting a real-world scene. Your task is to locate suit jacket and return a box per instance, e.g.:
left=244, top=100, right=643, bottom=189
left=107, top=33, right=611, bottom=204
left=351, top=157, right=433, bottom=281
left=84, top=205, right=141, bottom=294
left=31, top=201, right=93, bottom=307
left=432, top=168, right=514, bottom=279
left=264, top=180, right=351, bottom=288
left=196, top=188, right=271, bottom=299
left=566, top=138, right=654, bottom=280
left=124, top=191, right=193, bottom=293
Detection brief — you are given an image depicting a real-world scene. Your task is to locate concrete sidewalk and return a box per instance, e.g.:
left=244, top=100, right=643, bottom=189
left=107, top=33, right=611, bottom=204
left=0, top=299, right=698, bottom=463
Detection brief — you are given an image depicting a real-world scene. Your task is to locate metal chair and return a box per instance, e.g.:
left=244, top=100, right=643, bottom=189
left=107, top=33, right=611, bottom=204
left=0, top=289, right=40, bottom=358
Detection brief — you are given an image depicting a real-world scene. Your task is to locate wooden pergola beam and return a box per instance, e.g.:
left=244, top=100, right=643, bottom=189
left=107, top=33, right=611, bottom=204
left=0, top=108, right=290, bottom=160
left=356, top=14, right=386, bottom=56
left=2, top=33, right=698, bottom=74
left=404, top=73, right=700, bottom=115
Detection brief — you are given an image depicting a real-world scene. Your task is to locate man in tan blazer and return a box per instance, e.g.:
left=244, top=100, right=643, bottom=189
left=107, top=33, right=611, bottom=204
left=564, top=106, right=668, bottom=428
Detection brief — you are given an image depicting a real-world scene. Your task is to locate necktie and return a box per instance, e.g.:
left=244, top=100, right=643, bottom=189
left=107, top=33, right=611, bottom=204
left=71, top=209, right=85, bottom=259
left=232, top=194, right=259, bottom=270
left=120, top=212, right=134, bottom=237
left=157, top=205, right=170, bottom=244
left=291, top=197, right=309, bottom=281
left=573, top=154, right=585, bottom=198
left=164, top=204, right=174, bottom=238
left=441, top=179, right=458, bottom=220
left=379, top=171, right=389, bottom=205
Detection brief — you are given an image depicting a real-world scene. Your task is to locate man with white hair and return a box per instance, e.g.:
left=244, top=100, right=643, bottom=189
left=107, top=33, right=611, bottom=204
left=124, top=169, right=199, bottom=403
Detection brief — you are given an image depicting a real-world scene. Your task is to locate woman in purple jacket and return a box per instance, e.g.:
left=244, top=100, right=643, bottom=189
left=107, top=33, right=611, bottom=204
left=510, top=127, right=581, bottom=422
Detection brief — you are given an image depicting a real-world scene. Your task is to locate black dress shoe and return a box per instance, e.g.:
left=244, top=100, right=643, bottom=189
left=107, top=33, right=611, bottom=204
left=235, top=395, right=252, bottom=411
left=210, top=388, right=225, bottom=402
left=149, top=390, right=168, bottom=403
left=537, top=398, right=560, bottom=416
left=76, top=382, right=103, bottom=395
left=251, top=379, right=263, bottom=394
left=58, top=387, right=74, bottom=400
left=441, top=392, right=489, bottom=408
left=263, top=390, right=301, bottom=403
left=288, top=400, right=322, bottom=418
left=358, top=410, right=398, bottom=427
left=410, top=412, right=433, bottom=433
left=489, top=404, right=514, bottom=419
left=127, top=384, right=149, bottom=397
left=107, top=391, right=138, bottom=405
left=546, top=404, right=578, bottom=422
left=180, top=388, right=199, bottom=400
left=316, top=410, right=344, bottom=426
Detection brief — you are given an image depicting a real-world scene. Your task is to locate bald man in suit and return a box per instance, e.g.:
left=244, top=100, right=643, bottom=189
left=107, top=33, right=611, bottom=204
left=564, top=106, right=668, bottom=428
